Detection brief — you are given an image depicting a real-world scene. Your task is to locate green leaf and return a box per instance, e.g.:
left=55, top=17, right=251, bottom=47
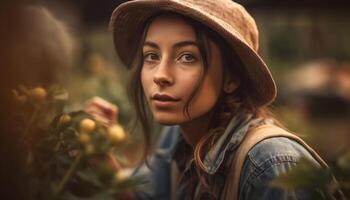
left=270, top=158, right=332, bottom=191
left=337, top=151, right=350, bottom=171
left=53, top=89, right=69, bottom=101
left=76, top=169, right=104, bottom=188
left=57, top=154, right=73, bottom=166
left=62, top=128, right=79, bottom=141
left=89, top=192, right=115, bottom=200
left=113, top=175, right=147, bottom=190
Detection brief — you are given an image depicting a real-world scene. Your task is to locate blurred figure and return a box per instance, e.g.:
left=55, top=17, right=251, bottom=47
left=285, top=60, right=350, bottom=108
left=282, top=60, right=350, bottom=160
left=0, top=1, right=75, bottom=199
left=0, top=1, right=75, bottom=89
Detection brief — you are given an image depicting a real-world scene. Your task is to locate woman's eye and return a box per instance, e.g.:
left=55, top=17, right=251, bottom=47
left=143, top=53, right=159, bottom=62
left=178, top=53, right=196, bottom=63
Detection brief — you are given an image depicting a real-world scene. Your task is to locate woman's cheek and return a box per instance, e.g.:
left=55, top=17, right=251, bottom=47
left=188, top=76, right=222, bottom=118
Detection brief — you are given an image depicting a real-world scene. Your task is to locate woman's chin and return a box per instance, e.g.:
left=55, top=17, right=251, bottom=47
left=153, top=113, right=186, bottom=126
left=155, top=118, right=182, bottom=126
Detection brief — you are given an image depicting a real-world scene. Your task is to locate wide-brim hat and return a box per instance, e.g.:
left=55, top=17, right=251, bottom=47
left=110, top=0, right=277, bottom=106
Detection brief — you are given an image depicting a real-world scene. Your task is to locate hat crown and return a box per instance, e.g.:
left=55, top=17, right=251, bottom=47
left=175, top=0, right=259, bottom=51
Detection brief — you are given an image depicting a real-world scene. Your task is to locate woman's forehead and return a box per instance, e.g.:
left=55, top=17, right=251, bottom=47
left=145, top=13, right=197, bottom=42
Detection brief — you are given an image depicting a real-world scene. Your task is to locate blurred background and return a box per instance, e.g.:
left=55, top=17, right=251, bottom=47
left=1, top=0, right=349, bottom=165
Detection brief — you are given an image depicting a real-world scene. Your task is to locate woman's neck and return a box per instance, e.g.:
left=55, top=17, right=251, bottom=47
left=179, top=111, right=213, bottom=147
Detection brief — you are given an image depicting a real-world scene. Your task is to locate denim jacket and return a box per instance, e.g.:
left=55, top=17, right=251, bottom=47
left=133, top=112, right=319, bottom=200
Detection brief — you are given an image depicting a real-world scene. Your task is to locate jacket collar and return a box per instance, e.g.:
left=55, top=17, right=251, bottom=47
left=202, top=110, right=269, bottom=174
left=172, top=110, right=272, bottom=175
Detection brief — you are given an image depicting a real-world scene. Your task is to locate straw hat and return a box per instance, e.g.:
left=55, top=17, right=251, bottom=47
left=110, top=0, right=277, bottom=106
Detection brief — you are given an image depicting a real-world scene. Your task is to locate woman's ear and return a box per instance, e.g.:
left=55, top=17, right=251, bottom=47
left=223, top=81, right=238, bottom=93
left=223, top=78, right=240, bottom=94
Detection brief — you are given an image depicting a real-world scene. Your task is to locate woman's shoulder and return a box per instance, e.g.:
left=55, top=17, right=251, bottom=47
left=238, top=136, right=319, bottom=199
left=246, top=136, right=320, bottom=169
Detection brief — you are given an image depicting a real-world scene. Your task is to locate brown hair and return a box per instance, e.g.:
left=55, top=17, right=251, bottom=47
left=127, top=12, right=278, bottom=197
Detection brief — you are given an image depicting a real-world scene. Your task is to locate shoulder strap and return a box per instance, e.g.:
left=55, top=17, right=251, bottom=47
left=171, top=160, right=180, bottom=200
left=222, top=124, right=328, bottom=200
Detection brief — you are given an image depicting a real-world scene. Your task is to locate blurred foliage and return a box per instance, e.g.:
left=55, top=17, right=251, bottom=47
left=260, top=11, right=350, bottom=197
left=12, top=85, right=144, bottom=200
left=65, top=52, right=131, bottom=126
left=255, top=8, right=350, bottom=75
left=64, top=28, right=163, bottom=145
left=270, top=154, right=350, bottom=199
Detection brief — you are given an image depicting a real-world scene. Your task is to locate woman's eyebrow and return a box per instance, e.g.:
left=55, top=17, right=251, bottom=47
left=173, top=41, right=198, bottom=49
left=143, top=40, right=198, bottom=49
left=143, top=41, right=159, bottom=49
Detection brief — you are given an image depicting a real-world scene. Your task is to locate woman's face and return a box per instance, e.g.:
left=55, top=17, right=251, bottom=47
left=141, top=14, right=226, bottom=125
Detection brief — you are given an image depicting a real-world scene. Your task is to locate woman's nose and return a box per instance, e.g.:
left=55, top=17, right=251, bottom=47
left=153, top=60, right=174, bottom=87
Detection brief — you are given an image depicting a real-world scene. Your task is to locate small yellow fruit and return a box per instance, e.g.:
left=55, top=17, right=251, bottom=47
left=114, top=169, right=130, bottom=182
left=78, top=133, right=91, bottom=144
left=108, top=124, right=126, bottom=143
left=30, top=87, right=47, bottom=101
left=79, top=118, right=96, bottom=133
left=59, top=114, right=71, bottom=125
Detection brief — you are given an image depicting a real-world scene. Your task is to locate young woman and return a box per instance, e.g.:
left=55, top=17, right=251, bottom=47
left=105, top=0, right=326, bottom=199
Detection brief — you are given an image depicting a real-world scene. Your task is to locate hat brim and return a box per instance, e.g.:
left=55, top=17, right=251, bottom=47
left=110, top=0, right=276, bottom=106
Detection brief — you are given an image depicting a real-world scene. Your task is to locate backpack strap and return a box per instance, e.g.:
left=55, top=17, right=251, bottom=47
left=171, top=160, right=180, bottom=200
left=222, top=124, right=328, bottom=200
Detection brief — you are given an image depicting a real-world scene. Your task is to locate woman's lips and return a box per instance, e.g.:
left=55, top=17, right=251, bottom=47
left=151, top=93, right=180, bottom=108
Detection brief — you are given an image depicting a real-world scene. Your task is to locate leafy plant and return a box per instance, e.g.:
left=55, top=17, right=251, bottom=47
left=12, top=85, right=143, bottom=200
left=270, top=155, right=350, bottom=199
